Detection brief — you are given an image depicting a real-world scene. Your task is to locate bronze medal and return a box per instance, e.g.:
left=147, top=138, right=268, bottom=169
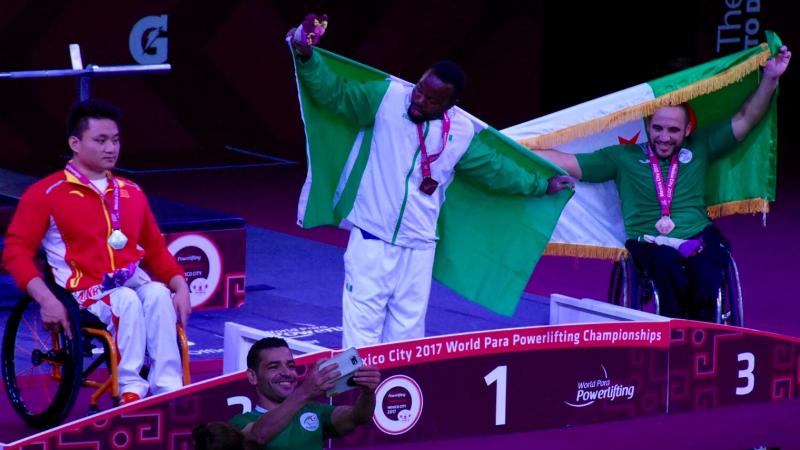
left=419, top=177, right=439, bottom=195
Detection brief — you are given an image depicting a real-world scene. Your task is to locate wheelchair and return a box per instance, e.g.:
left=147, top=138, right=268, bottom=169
left=1, top=281, right=191, bottom=429
left=608, top=245, right=744, bottom=327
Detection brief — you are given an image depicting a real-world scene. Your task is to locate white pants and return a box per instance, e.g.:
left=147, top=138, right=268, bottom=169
left=85, top=270, right=182, bottom=398
left=342, top=228, right=435, bottom=348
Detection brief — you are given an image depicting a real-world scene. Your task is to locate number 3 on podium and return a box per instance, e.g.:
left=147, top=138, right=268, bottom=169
left=736, top=352, right=754, bottom=396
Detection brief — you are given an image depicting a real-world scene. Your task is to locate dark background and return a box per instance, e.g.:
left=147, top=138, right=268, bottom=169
left=1, top=0, right=797, bottom=178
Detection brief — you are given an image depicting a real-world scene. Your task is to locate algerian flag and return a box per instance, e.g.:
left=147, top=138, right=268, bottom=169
left=503, top=31, right=781, bottom=259
left=292, top=47, right=569, bottom=316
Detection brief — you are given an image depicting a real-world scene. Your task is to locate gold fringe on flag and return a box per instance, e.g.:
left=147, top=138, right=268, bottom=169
left=544, top=243, right=626, bottom=261
left=707, top=198, right=770, bottom=219
left=543, top=198, right=770, bottom=261
left=518, top=43, right=771, bottom=150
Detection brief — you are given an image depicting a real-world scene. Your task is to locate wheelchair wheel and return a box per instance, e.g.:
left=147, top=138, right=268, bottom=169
left=611, top=254, right=660, bottom=315
left=1, top=296, right=83, bottom=429
left=717, top=253, right=744, bottom=327
left=609, top=256, right=636, bottom=308
left=608, top=259, right=625, bottom=306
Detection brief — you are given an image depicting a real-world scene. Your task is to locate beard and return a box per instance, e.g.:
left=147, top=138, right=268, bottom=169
left=407, top=105, right=426, bottom=123
left=651, top=140, right=684, bottom=160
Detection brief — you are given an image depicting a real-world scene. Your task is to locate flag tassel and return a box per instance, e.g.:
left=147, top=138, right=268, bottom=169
left=706, top=198, right=771, bottom=219
left=543, top=243, right=626, bottom=260
left=518, top=44, right=772, bottom=150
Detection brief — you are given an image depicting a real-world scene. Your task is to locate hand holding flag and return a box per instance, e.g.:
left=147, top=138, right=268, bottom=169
left=289, top=13, right=328, bottom=58
left=546, top=175, right=575, bottom=195
left=763, top=45, right=791, bottom=80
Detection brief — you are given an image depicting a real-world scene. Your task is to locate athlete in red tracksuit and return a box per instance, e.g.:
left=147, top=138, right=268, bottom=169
left=2, top=100, right=191, bottom=403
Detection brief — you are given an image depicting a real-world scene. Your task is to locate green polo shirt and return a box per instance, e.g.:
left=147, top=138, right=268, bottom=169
left=576, top=122, right=737, bottom=240
left=229, top=403, right=337, bottom=450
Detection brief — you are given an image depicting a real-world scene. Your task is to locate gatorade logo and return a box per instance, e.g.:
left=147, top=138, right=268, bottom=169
left=129, top=15, right=168, bottom=64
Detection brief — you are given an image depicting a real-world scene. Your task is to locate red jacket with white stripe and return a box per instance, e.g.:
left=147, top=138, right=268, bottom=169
left=2, top=169, right=184, bottom=292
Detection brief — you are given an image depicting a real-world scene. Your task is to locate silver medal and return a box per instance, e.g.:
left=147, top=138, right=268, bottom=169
left=107, top=229, right=128, bottom=250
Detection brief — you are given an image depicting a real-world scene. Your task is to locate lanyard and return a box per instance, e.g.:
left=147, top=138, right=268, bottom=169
left=65, top=163, right=122, bottom=230
left=646, top=145, right=680, bottom=217
left=415, top=113, right=451, bottom=179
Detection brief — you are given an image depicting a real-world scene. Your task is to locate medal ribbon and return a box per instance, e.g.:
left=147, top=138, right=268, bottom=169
left=646, top=145, right=680, bottom=217
left=416, top=113, right=451, bottom=179
left=65, top=163, right=121, bottom=231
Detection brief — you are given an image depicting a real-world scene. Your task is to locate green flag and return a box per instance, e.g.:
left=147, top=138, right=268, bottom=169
left=293, top=48, right=569, bottom=316
left=504, top=32, right=781, bottom=259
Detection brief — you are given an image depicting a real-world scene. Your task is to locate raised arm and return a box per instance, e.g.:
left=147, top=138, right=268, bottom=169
left=731, top=45, right=791, bottom=141
left=288, top=17, right=388, bottom=127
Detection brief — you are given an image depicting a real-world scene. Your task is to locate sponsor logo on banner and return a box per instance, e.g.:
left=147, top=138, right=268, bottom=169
left=564, top=365, right=636, bottom=408
left=373, top=375, right=423, bottom=435
left=168, top=234, right=222, bottom=307
left=716, top=0, right=762, bottom=53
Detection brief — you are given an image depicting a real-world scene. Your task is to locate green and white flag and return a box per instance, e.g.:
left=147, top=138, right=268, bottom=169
left=293, top=48, right=569, bottom=316
left=504, top=32, right=781, bottom=259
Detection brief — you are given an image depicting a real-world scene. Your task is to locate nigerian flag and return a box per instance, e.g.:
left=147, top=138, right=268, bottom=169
left=292, top=47, right=570, bottom=316
left=504, top=31, right=781, bottom=259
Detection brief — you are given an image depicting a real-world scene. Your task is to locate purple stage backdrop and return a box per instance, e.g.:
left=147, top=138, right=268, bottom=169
left=1, top=1, right=797, bottom=179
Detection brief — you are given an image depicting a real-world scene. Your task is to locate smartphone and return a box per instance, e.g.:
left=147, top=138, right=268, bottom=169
left=319, top=347, right=364, bottom=396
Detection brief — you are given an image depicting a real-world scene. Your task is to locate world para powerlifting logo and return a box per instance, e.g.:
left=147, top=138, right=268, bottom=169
left=564, top=364, right=636, bottom=408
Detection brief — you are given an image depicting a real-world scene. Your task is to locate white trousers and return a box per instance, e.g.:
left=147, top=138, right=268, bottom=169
left=341, top=228, right=435, bottom=348
left=86, top=271, right=182, bottom=398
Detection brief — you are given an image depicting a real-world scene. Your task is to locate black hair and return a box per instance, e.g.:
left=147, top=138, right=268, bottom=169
left=246, top=337, right=290, bottom=370
left=428, top=60, right=466, bottom=99
left=67, top=99, right=122, bottom=138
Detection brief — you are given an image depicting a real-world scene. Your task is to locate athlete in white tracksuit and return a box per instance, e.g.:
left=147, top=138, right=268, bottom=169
left=293, top=35, right=571, bottom=348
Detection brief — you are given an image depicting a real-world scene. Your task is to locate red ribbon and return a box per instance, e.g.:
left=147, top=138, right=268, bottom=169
left=415, top=113, right=451, bottom=180
left=65, top=163, right=122, bottom=230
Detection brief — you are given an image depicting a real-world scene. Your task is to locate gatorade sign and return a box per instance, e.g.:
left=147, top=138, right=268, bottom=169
left=129, top=14, right=168, bottom=64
